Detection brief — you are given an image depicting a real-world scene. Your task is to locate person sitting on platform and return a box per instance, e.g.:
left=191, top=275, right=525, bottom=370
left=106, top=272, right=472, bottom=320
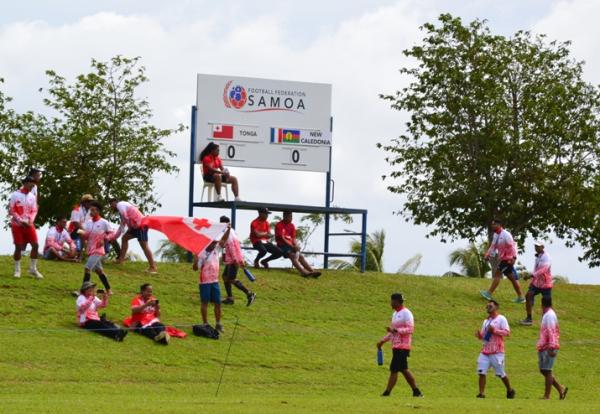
left=275, top=210, right=321, bottom=278
left=199, top=142, right=241, bottom=202
left=250, top=207, right=282, bottom=269
left=129, top=283, right=170, bottom=345
left=43, top=216, right=78, bottom=261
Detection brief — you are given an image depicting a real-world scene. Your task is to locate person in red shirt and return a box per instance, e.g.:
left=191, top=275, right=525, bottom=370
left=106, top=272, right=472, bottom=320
left=130, top=283, right=169, bottom=345
left=199, top=142, right=240, bottom=201
left=275, top=210, right=321, bottom=278
left=250, top=207, right=282, bottom=268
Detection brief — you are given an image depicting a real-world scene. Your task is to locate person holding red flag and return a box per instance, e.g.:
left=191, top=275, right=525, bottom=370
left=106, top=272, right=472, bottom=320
left=9, top=176, right=43, bottom=279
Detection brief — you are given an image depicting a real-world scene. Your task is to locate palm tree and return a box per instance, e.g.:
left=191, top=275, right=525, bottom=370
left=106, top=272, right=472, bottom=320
left=330, top=229, right=386, bottom=272
left=155, top=240, right=189, bottom=263
left=397, top=254, right=422, bottom=274
left=448, top=240, right=490, bottom=278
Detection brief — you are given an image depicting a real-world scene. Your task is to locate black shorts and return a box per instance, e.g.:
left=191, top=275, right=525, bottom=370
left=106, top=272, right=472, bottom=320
left=498, top=260, right=517, bottom=278
left=222, top=264, right=239, bottom=281
left=528, top=285, right=552, bottom=299
left=203, top=174, right=229, bottom=183
left=390, top=349, right=410, bottom=372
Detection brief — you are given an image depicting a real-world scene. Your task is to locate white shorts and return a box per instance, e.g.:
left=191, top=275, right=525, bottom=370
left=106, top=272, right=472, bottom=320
left=85, top=255, right=103, bottom=271
left=477, top=353, right=506, bottom=378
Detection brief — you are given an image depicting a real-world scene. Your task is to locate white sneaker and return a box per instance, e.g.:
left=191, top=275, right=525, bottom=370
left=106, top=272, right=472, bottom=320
left=29, top=268, right=44, bottom=279
left=14, top=269, right=21, bottom=278
left=234, top=196, right=242, bottom=201
left=215, top=195, right=225, bottom=202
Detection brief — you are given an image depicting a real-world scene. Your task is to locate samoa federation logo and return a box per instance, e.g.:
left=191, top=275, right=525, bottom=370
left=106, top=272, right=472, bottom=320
left=223, top=80, right=247, bottom=109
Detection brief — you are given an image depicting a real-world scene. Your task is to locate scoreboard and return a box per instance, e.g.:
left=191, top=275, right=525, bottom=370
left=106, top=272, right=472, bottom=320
left=195, top=74, right=332, bottom=173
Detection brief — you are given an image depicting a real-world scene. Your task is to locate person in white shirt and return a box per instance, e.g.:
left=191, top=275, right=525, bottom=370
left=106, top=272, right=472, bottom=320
left=76, top=281, right=127, bottom=341
left=43, top=217, right=77, bottom=262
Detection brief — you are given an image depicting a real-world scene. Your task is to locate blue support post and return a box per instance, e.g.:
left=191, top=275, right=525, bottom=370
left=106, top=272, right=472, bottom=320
left=360, top=212, right=367, bottom=273
left=231, top=203, right=237, bottom=229
left=187, top=105, right=197, bottom=263
left=323, top=117, right=333, bottom=269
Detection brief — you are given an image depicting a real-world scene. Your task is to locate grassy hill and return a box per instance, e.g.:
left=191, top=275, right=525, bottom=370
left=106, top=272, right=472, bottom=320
left=0, top=256, right=599, bottom=413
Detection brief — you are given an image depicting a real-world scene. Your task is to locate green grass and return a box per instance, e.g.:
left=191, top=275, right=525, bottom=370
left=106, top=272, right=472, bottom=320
left=0, top=256, right=599, bottom=413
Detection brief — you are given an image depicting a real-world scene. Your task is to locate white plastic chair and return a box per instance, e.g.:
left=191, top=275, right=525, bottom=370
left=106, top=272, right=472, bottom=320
left=200, top=165, right=231, bottom=202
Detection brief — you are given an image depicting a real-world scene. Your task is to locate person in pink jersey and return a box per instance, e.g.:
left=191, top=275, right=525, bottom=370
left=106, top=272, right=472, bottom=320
left=537, top=297, right=567, bottom=400
left=76, top=281, right=127, bottom=341
left=109, top=198, right=157, bottom=273
left=481, top=219, right=525, bottom=303
left=43, top=216, right=77, bottom=261
left=193, top=226, right=231, bottom=334
left=520, top=241, right=554, bottom=325
left=377, top=293, right=423, bottom=397
left=219, top=216, right=256, bottom=307
left=475, top=300, right=516, bottom=399
left=77, top=202, right=121, bottom=296
left=9, top=176, right=43, bottom=279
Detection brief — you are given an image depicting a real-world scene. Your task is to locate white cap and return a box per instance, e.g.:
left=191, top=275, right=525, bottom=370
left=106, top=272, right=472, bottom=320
left=534, top=241, right=544, bottom=247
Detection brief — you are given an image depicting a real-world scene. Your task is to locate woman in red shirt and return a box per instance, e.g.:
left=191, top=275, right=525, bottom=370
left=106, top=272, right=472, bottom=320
left=199, top=143, right=241, bottom=201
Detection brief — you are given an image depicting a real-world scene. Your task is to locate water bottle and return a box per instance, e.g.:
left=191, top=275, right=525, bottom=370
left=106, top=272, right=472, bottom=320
left=244, top=268, right=256, bottom=282
left=377, top=348, right=384, bottom=366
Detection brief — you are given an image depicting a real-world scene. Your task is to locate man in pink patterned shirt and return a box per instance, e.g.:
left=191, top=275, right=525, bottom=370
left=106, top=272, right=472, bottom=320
left=481, top=219, right=525, bottom=304
left=475, top=300, right=516, bottom=399
left=520, top=241, right=553, bottom=326
left=193, top=226, right=231, bottom=334
left=537, top=297, right=567, bottom=400
left=377, top=293, right=423, bottom=397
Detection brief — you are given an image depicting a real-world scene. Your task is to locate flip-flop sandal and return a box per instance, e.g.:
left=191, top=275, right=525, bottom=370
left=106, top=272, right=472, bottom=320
left=560, top=387, right=568, bottom=400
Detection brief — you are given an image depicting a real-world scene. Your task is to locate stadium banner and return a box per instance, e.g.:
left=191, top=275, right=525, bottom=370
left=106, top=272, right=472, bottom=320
left=196, top=74, right=332, bottom=172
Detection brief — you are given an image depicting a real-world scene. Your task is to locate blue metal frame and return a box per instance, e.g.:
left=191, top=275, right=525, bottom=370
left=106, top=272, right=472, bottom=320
left=187, top=106, right=368, bottom=272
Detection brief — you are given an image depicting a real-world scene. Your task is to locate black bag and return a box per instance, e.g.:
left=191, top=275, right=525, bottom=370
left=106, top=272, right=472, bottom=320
left=193, top=324, right=219, bottom=339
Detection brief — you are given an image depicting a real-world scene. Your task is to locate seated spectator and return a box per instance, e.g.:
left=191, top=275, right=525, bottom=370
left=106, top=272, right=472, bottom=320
left=250, top=207, right=282, bottom=269
left=275, top=210, right=321, bottom=278
left=76, top=281, right=127, bottom=341
left=130, top=283, right=170, bottom=345
left=199, top=142, right=241, bottom=201
left=43, top=216, right=78, bottom=262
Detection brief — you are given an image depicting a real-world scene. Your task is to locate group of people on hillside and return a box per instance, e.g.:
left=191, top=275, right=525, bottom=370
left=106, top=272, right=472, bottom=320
left=377, top=219, right=567, bottom=400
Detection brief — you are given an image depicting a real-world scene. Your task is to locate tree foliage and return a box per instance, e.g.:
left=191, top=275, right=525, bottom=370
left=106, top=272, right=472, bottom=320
left=330, top=229, right=386, bottom=272
left=156, top=240, right=190, bottom=263
left=0, top=56, right=183, bottom=225
left=448, top=240, right=490, bottom=278
left=379, top=14, right=600, bottom=265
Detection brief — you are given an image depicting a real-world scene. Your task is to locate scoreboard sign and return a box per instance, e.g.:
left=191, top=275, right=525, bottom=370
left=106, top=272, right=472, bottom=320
left=195, top=74, right=332, bottom=172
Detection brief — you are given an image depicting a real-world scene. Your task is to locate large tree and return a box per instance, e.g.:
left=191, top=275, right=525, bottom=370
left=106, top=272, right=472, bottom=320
left=379, top=14, right=600, bottom=265
left=0, top=56, right=182, bottom=225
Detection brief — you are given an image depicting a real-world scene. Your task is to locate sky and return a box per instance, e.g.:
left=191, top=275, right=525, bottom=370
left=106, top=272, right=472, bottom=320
left=1, top=0, right=599, bottom=284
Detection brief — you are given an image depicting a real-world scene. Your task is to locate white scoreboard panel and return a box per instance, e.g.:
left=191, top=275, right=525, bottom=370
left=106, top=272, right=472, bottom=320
left=196, top=74, right=332, bottom=172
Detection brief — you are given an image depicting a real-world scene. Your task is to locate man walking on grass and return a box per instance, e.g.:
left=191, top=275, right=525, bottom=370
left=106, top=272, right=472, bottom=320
left=377, top=293, right=423, bottom=398
left=520, top=241, right=553, bottom=326
left=537, top=297, right=567, bottom=400
left=9, top=176, right=43, bottom=279
left=475, top=300, right=516, bottom=399
left=481, top=219, right=525, bottom=303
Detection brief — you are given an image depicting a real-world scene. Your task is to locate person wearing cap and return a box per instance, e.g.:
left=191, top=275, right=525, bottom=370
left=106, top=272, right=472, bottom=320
left=475, top=300, right=516, bottom=399
left=129, top=283, right=169, bottom=344
left=27, top=168, right=44, bottom=200
left=377, top=293, right=423, bottom=398
left=481, top=219, right=525, bottom=304
left=76, top=281, right=127, bottom=341
left=536, top=297, right=568, bottom=400
left=250, top=207, right=282, bottom=268
left=77, top=201, right=122, bottom=296
left=220, top=216, right=256, bottom=306
left=68, top=194, right=95, bottom=257
left=43, top=216, right=78, bottom=262
left=520, top=241, right=553, bottom=326
left=109, top=198, right=157, bottom=274
left=275, top=210, right=321, bottom=278
left=9, top=176, right=43, bottom=279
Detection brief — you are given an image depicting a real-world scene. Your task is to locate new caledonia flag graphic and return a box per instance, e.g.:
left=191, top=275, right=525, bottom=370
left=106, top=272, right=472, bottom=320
left=270, top=128, right=300, bottom=144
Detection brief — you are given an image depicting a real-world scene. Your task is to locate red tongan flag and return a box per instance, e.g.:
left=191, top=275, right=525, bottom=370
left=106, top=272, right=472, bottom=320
left=212, top=124, right=234, bottom=139
left=141, top=216, right=228, bottom=255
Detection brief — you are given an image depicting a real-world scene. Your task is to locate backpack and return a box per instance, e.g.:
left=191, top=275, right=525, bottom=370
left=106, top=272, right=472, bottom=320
left=192, top=324, right=219, bottom=340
